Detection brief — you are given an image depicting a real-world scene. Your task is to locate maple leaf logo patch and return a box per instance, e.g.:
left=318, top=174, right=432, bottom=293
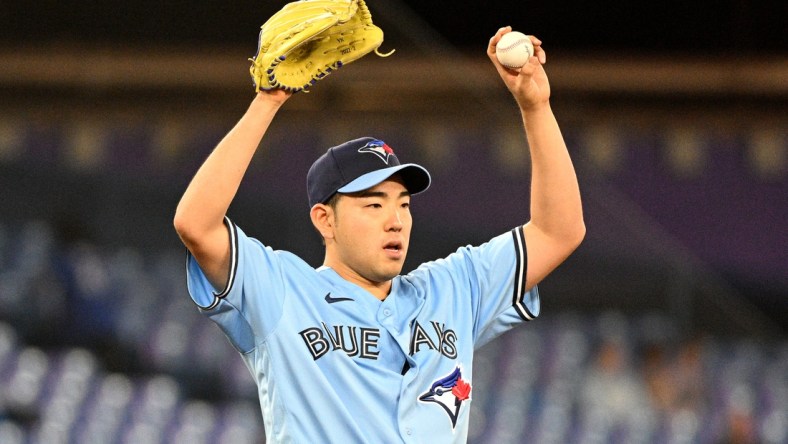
left=357, top=139, right=394, bottom=164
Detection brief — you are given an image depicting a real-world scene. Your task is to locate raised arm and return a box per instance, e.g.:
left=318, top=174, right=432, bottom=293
left=173, top=90, right=292, bottom=290
left=487, top=27, right=585, bottom=290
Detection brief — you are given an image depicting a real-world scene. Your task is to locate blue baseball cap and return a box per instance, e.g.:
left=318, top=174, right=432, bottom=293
left=307, top=137, right=431, bottom=208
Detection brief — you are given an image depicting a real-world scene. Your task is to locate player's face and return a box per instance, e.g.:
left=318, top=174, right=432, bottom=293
left=331, top=177, right=412, bottom=285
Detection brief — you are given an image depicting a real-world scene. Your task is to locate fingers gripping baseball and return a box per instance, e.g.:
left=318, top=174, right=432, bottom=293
left=488, top=26, right=549, bottom=109
left=488, top=27, right=545, bottom=67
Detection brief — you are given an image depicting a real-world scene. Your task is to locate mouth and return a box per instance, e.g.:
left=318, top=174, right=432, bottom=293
left=383, top=240, right=404, bottom=258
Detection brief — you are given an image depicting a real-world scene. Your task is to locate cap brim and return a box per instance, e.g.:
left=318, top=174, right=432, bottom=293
left=337, top=164, right=431, bottom=196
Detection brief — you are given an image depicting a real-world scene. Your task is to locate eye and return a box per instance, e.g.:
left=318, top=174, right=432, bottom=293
left=366, top=203, right=382, bottom=209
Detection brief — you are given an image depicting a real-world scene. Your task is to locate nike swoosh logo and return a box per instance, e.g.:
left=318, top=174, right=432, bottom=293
left=324, top=293, right=353, bottom=304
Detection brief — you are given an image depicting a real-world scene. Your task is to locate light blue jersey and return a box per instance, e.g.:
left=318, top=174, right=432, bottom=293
left=186, top=218, right=539, bottom=443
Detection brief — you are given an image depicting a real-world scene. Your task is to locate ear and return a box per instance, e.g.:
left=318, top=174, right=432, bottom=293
left=310, top=203, right=335, bottom=240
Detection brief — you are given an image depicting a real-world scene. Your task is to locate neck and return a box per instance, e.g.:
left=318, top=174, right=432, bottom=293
left=323, top=259, right=392, bottom=301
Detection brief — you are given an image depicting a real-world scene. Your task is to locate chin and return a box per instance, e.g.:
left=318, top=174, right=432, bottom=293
left=376, top=265, right=404, bottom=282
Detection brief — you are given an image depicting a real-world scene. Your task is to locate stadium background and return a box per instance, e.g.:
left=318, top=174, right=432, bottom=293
left=0, top=1, right=785, bottom=443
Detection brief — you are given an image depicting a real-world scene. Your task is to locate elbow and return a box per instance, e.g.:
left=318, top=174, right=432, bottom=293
left=566, top=219, right=586, bottom=253
left=173, top=211, right=188, bottom=242
left=573, top=221, right=586, bottom=249
left=173, top=208, right=198, bottom=247
left=173, top=205, right=226, bottom=251
left=551, top=217, right=585, bottom=256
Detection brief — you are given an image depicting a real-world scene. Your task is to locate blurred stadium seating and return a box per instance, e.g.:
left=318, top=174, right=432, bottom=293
left=0, top=216, right=785, bottom=443
left=0, top=35, right=785, bottom=443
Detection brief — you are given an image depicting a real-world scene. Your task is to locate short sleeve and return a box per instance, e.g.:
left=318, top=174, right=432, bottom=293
left=415, top=226, right=540, bottom=347
left=185, top=217, right=287, bottom=353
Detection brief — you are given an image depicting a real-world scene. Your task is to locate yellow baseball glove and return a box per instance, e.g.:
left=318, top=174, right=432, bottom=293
left=249, top=0, right=392, bottom=92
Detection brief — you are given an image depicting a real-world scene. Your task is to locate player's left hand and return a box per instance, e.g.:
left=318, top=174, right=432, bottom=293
left=487, top=26, right=550, bottom=111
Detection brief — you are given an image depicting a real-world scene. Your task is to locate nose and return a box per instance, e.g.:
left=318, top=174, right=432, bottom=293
left=386, top=207, right=403, bottom=232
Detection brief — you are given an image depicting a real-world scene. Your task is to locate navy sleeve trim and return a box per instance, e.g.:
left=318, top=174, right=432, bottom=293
left=211, top=216, right=239, bottom=302
left=511, top=226, right=535, bottom=321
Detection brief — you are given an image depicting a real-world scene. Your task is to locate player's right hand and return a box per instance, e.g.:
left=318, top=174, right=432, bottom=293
left=258, top=88, right=293, bottom=106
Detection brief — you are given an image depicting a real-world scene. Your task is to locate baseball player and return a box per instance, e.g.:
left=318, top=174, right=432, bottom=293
left=174, top=26, right=584, bottom=443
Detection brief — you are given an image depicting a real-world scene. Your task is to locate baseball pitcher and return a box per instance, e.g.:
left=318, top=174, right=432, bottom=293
left=174, top=1, right=585, bottom=442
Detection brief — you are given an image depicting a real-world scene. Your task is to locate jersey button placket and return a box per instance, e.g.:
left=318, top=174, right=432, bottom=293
left=378, top=303, right=394, bottom=325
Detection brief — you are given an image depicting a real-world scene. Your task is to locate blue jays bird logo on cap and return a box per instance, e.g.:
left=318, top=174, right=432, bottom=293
left=358, top=139, right=394, bottom=164
left=418, top=366, right=472, bottom=429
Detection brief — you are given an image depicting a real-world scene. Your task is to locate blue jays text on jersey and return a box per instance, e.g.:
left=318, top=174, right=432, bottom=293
left=186, top=218, right=539, bottom=443
left=299, top=319, right=458, bottom=361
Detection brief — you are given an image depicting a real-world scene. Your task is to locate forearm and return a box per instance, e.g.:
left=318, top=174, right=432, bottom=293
left=522, top=103, right=585, bottom=242
left=486, top=29, right=583, bottom=288
left=175, top=93, right=286, bottom=239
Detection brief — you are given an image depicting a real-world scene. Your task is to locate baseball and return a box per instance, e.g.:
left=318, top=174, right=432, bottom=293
left=495, top=31, right=534, bottom=69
